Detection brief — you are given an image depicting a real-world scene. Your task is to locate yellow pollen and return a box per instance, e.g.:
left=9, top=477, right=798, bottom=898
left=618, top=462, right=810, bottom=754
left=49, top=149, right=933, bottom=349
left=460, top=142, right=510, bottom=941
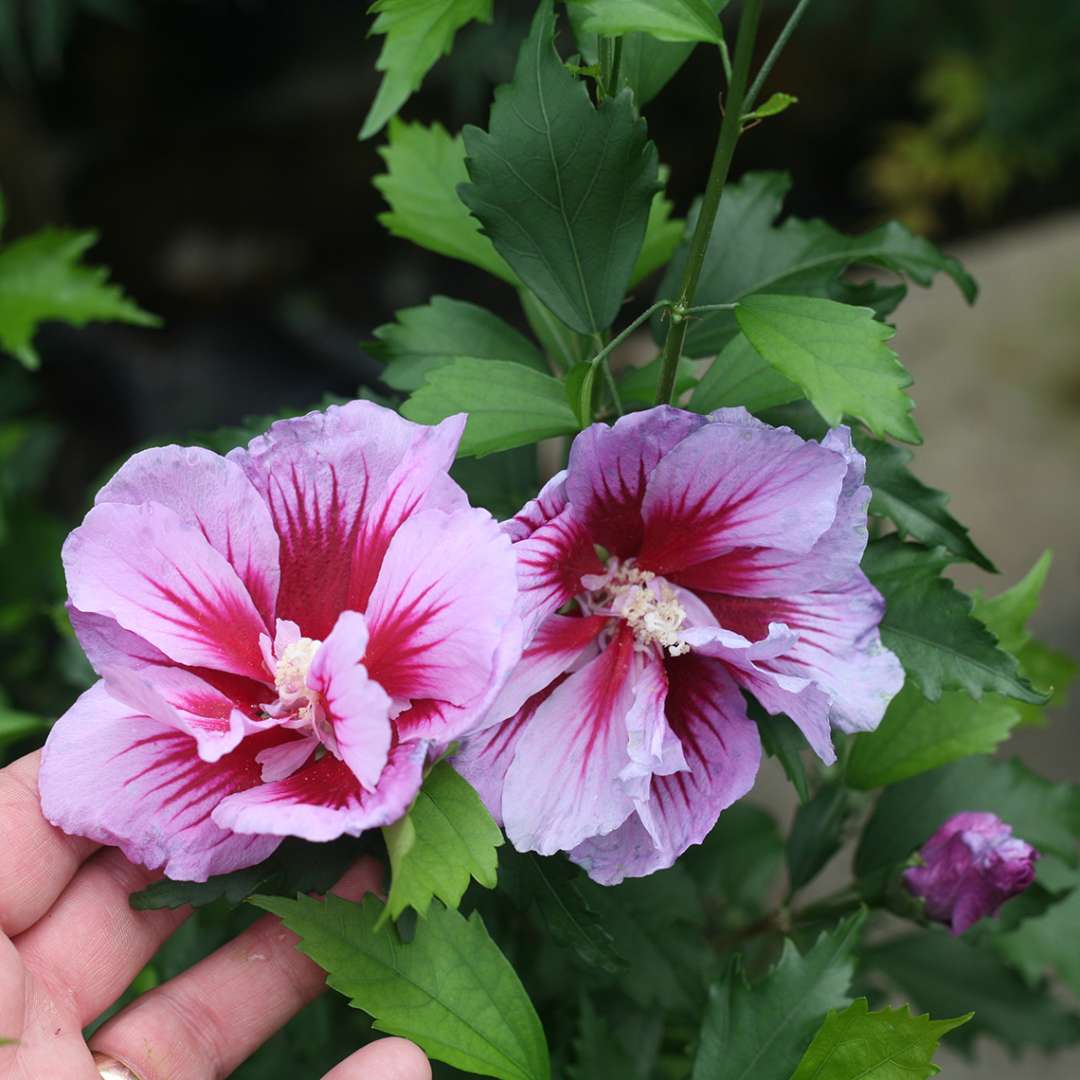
left=603, top=566, right=690, bottom=657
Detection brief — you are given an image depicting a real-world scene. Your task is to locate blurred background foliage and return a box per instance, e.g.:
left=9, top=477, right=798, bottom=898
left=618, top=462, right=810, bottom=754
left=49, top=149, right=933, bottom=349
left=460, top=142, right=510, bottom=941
left=1, top=1, right=1079, bottom=1076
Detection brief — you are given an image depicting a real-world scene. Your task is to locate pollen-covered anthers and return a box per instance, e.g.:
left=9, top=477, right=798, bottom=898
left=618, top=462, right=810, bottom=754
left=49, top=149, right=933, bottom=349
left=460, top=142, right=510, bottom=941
left=273, top=637, right=322, bottom=724
left=584, top=563, right=691, bottom=657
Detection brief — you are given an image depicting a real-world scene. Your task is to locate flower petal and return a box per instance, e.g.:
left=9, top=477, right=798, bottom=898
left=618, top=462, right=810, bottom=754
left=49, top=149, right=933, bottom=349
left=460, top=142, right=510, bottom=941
left=637, top=408, right=848, bottom=576
left=308, top=610, right=392, bottom=790
left=96, top=445, right=281, bottom=629
left=565, top=407, right=707, bottom=557
left=63, top=501, right=271, bottom=683
left=571, top=655, right=760, bottom=884
left=500, top=625, right=647, bottom=856
left=39, top=682, right=286, bottom=881
left=212, top=739, right=427, bottom=842
left=504, top=470, right=568, bottom=542
left=363, top=507, right=520, bottom=709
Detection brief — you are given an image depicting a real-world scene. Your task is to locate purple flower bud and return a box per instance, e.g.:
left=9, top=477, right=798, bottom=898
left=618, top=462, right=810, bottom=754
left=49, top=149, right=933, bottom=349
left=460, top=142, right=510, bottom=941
left=903, top=812, right=1039, bottom=935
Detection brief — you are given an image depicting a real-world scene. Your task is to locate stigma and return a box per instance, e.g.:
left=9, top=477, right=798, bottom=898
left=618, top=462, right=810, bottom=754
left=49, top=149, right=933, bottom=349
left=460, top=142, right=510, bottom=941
left=274, top=637, right=322, bottom=712
left=584, top=562, right=690, bottom=657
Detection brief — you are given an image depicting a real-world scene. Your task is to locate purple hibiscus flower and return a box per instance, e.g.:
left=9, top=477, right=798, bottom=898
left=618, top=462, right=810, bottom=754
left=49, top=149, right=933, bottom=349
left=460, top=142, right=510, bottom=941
left=904, top=811, right=1039, bottom=934
left=39, top=401, right=521, bottom=881
left=455, top=405, right=904, bottom=884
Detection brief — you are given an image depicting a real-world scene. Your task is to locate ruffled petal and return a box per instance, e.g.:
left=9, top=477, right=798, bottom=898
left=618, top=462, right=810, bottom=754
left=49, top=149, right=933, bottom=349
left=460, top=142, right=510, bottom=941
left=63, top=501, right=271, bottom=683
left=39, top=682, right=286, bottom=881
left=363, top=507, right=519, bottom=709
left=565, top=407, right=706, bottom=556
left=571, top=655, right=760, bottom=883
left=503, top=470, right=568, bottom=542
left=96, top=445, right=281, bottom=629
left=637, top=408, right=847, bottom=576
left=308, top=610, right=393, bottom=790
left=212, top=739, right=426, bottom=842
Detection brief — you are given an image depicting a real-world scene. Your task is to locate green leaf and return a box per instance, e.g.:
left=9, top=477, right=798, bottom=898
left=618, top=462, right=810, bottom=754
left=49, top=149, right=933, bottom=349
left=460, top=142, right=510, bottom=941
left=753, top=705, right=810, bottom=804
left=631, top=166, right=684, bottom=285
left=655, top=172, right=976, bottom=359
left=369, top=295, right=545, bottom=391
left=569, top=995, right=638, bottom=1080
left=864, top=930, right=1080, bottom=1055
left=856, top=431, right=995, bottom=572
left=402, top=357, right=580, bottom=456
left=855, top=756, right=1079, bottom=880
left=0, top=706, right=48, bottom=750
left=382, top=762, right=503, bottom=921
left=576, top=0, right=725, bottom=45
left=786, top=781, right=850, bottom=894
left=460, top=2, right=660, bottom=335
left=692, top=912, right=865, bottom=1080
left=618, top=353, right=696, bottom=409
left=994, top=887, right=1080, bottom=996
left=498, top=849, right=623, bottom=974
left=688, top=331, right=803, bottom=414
left=735, top=294, right=920, bottom=443
left=130, top=837, right=360, bottom=911
left=862, top=538, right=1045, bottom=703
left=450, top=446, right=540, bottom=520
left=519, top=288, right=592, bottom=371
left=252, top=894, right=550, bottom=1080
left=374, top=119, right=518, bottom=284
left=0, top=228, right=158, bottom=369
left=359, top=0, right=493, bottom=140
left=790, top=998, right=971, bottom=1080
left=743, top=92, right=798, bottom=123
left=846, top=682, right=1021, bottom=790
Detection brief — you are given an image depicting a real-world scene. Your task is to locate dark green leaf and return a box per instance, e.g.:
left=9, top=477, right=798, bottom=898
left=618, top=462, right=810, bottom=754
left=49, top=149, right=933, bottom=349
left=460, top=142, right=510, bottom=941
left=374, top=119, right=518, bottom=284
left=655, top=172, right=976, bottom=358
left=855, top=756, right=1079, bottom=879
left=359, top=0, right=493, bottom=140
left=790, top=998, right=970, bottom=1080
left=519, top=288, right=591, bottom=371
left=564, top=361, right=598, bottom=427
left=864, top=930, right=1080, bottom=1054
left=688, top=331, right=803, bottom=415
left=0, top=229, right=158, bottom=369
left=575, top=0, right=725, bottom=45
left=856, top=430, right=995, bottom=571
left=753, top=705, right=810, bottom=804
left=0, top=706, right=48, bottom=750
left=863, top=538, right=1045, bottom=703
left=846, top=682, right=1021, bottom=790
left=130, top=837, right=360, bottom=911
left=252, top=894, right=550, bottom=1080
left=735, top=294, right=920, bottom=443
left=692, top=912, right=865, bottom=1080
left=383, top=762, right=503, bottom=921
left=460, top=2, right=659, bottom=334
left=632, top=166, right=684, bottom=285
left=569, top=995, right=638, bottom=1080
left=618, top=353, right=696, bottom=409
left=450, top=446, right=539, bottom=520
left=369, top=295, right=545, bottom=391
left=994, top=887, right=1080, bottom=996
left=787, top=781, right=850, bottom=893
left=402, top=358, right=580, bottom=456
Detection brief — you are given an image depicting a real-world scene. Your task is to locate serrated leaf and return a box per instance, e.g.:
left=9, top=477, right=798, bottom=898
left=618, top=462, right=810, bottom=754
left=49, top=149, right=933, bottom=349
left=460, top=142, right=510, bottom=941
left=369, top=295, right=545, bottom=391
left=655, top=172, right=976, bottom=358
left=0, top=706, right=48, bottom=750
left=402, top=357, right=580, bottom=456
left=791, top=998, right=970, bottom=1080
left=846, top=682, right=1021, bottom=790
left=786, top=781, right=850, bottom=894
left=862, top=538, right=1044, bottom=703
left=735, top=294, right=920, bottom=443
left=688, top=331, right=803, bottom=414
left=743, top=92, right=798, bottom=123
left=856, top=431, right=995, bottom=571
left=618, top=353, right=696, bottom=409
left=753, top=704, right=810, bottom=803
left=631, top=165, right=684, bottom=285
left=569, top=995, right=638, bottom=1080
left=130, top=837, right=360, bottom=911
left=252, top=893, right=550, bottom=1080
left=374, top=119, right=518, bottom=284
left=692, top=912, right=865, bottom=1080
left=576, top=0, right=725, bottom=45
left=460, top=2, right=659, bottom=335
left=0, top=228, right=158, bottom=369
left=855, top=756, right=1079, bottom=879
left=383, top=762, right=502, bottom=921
left=519, top=288, right=592, bottom=371
left=359, top=0, right=493, bottom=140
left=864, top=930, right=1080, bottom=1055
left=994, top=887, right=1080, bottom=996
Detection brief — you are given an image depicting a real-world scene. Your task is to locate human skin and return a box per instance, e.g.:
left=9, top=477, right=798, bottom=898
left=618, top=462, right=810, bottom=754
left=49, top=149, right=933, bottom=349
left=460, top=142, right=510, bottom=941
left=0, top=750, right=430, bottom=1080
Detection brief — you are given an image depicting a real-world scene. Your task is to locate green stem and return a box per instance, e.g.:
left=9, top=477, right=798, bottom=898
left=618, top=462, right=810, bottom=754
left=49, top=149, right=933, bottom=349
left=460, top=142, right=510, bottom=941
left=609, top=36, right=623, bottom=94
left=654, top=0, right=764, bottom=405
left=684, top=302, right=737, bottom=315
left=602, top=358, right=624, bottom=417
left=744, top=0, right=812, bottom=112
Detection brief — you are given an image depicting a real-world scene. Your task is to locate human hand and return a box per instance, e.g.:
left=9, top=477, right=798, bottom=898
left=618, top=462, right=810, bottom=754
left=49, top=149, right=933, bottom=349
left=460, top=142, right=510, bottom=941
left=0, top=750, right=430, bottom=1079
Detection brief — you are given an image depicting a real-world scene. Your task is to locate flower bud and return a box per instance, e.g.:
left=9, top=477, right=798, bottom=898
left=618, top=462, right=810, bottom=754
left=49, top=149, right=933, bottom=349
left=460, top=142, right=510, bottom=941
left=903, top=811, right=1038, bottom=934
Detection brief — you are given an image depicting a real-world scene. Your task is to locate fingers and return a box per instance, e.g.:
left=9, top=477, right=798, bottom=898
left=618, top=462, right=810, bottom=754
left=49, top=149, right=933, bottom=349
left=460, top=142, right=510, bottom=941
left=14, top=847, right=188, bottom=1026
left=90, top=858, right=384, bottom=1080
left=0, top=750, right=99, bottom=936
left=322, top=1038, right=431, bottom=1080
